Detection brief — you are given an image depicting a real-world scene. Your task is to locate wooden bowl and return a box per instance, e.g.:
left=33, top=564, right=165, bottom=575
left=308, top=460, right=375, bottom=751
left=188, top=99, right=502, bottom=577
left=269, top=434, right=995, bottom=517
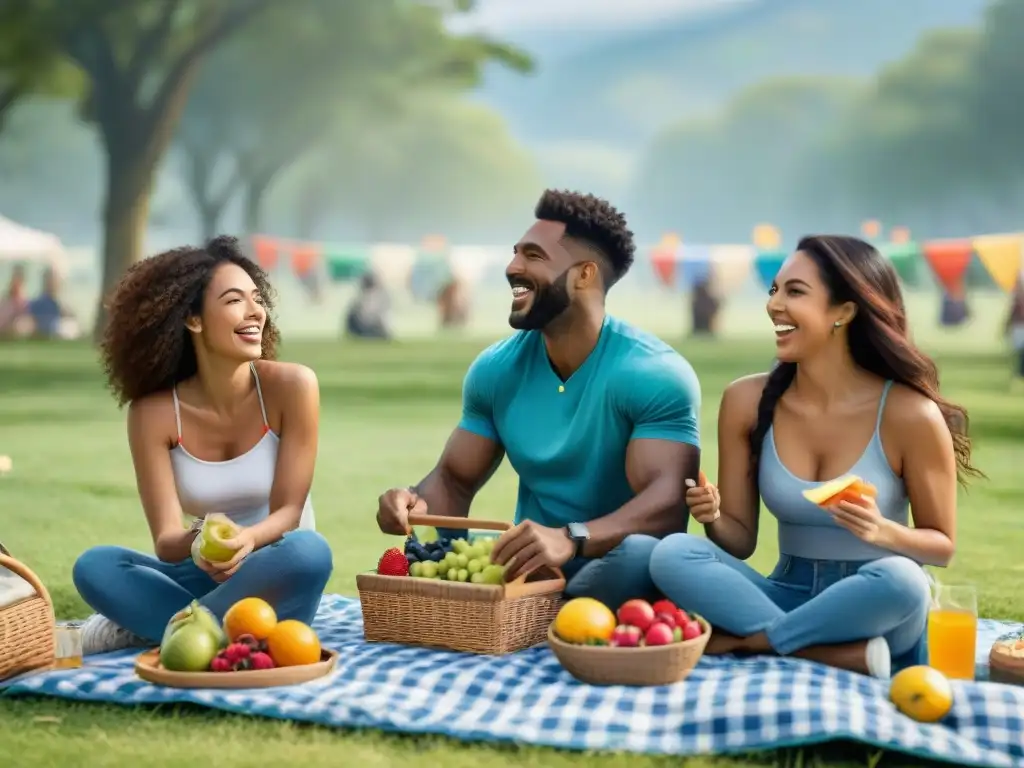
left=134, top=648, right=338, bottom=689
left=547, top=616, right=711, bottom=687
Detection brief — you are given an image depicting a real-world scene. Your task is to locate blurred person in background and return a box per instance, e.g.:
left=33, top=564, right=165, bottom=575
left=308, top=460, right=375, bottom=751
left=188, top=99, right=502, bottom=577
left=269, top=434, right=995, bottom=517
left=438, top=276, right=470, bottom=330
left=72, top=235, right=333, bottom=655
left=345, top=270, right=393, bottom=340
left=690, top=277, right=720, bottom=337
left=1005, top=271, right=1024, bottom=391
left=26, top=265, right=78, bottom=339
left=655, top=235, right=978, bottom=680
left=0, top=264, right=30, bottom=338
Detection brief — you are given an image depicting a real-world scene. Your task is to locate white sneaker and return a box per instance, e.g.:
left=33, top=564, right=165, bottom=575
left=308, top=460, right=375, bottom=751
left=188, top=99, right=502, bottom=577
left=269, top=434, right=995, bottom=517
left=80, top=614, right=151, bottom=656
left=865, top=636, right=892, bottom=679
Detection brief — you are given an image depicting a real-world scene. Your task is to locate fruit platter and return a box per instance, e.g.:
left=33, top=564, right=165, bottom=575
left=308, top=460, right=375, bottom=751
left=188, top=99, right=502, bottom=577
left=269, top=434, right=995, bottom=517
left=547, top=596, right=712, bottom=686
left=134, top=597, right=337, bottom=689
left=356, top=514, right=566, bottom=655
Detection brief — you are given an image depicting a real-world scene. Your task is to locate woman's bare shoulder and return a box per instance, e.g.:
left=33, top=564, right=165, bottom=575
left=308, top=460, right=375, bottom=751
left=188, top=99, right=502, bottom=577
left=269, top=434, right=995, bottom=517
left=719, top=372, right=770, bottom=429
left=253, top=360, right=319, bottom=400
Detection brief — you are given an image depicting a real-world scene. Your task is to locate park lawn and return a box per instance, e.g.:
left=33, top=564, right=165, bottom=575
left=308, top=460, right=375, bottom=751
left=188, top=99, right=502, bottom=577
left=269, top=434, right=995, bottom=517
left=1, top=333, right=1022, bottom=768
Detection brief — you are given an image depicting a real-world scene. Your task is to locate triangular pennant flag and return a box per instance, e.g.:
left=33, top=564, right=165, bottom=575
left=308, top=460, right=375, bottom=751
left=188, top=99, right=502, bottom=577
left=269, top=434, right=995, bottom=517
left=922, top=239, right=974, bottom=293
left=448, top=245, right=500, bottom=288
left=369, top=243, right=418, bottom=293
left=753, top=249, right=787, bottom=290
left=877, top=241, right=921, bottom=285
left=677, top=244, right=712, bottom=291
left=708, top=245, right=754, bottom=295
left=251, top=235, right=279, bottom=271
left=971, top=233, right=1023, bottom=293
left=289, top=242, right=320, bottom=278
left=325, top=246, right=369, bottom=283
left=650, top=241, right=677, bottom=287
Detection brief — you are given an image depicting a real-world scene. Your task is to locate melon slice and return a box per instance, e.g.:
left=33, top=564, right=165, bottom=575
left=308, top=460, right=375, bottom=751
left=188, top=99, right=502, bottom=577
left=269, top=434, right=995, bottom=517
left=802, top=474, right=877, bottom=508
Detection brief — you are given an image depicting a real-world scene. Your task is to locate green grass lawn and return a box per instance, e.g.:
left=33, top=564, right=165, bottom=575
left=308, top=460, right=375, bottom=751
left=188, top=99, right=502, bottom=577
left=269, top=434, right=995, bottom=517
left=1, top=322, right=1022, bottom=767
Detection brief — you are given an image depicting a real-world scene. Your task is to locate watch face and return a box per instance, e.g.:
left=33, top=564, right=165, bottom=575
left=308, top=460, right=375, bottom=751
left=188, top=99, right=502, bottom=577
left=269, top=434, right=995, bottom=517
left=568, top=523, right=589, bottom=539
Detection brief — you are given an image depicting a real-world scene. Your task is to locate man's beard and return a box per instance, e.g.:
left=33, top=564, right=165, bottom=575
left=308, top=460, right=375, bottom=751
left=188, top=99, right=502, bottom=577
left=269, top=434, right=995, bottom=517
left=509, top=268, right=572, bottom=330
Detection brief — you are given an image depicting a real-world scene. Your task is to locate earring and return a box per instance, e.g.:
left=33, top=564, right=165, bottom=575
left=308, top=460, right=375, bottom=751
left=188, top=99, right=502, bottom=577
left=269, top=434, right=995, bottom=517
left=833, top=321, right=842, bottom=328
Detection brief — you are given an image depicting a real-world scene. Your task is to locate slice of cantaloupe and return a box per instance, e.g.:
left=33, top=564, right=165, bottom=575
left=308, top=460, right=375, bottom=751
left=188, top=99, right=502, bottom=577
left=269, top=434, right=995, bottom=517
left=802, top=474, right=877, bottom=508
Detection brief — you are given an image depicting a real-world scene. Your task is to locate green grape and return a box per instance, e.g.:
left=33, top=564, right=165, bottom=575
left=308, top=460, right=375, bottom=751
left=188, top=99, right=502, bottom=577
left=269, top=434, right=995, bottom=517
left=467, top=559, right=483, bottom=575
left=457, top=568, right=469, bottom=582
left=420, top=561, right=438, bottom=579
left=455, top=553, right=468, bottom=568
left=452, top=539, right=470, bottom=554
left=470, top=572, right=485, bottom=584
left=409, top=561, right=424, bottom=577
left=446, top=567, right=461, bottom=581
left=437, top=560, right=451, bottom=576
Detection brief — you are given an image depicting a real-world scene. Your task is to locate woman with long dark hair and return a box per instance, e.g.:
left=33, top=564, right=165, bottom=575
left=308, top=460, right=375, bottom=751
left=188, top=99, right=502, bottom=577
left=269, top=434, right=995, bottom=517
left=649, top=235, right=980, bottom=678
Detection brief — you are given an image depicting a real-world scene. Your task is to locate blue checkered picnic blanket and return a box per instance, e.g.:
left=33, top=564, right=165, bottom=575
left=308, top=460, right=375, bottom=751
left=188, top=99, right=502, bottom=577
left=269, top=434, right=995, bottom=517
left=3, top=595, right=1024, bottom=766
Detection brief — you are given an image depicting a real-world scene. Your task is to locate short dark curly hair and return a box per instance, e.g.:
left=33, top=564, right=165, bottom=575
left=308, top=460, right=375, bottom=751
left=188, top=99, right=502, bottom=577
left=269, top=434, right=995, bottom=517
left=99, top=235, right=280, bottom=406
left=534, top=188, right=636, bottom=288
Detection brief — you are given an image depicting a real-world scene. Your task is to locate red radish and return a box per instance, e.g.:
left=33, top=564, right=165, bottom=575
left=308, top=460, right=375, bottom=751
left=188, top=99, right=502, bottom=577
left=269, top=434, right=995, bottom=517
left=610, top=624, right=642, bottom=647
left=645, top=622, right=675, bottom=646
left=682, top=620, right=703, bottom=641
left=616, top=599, right=655, bottom=631
left=654, top=611, right=677, bottom=629
left=651, top=599, right=677, bottom=615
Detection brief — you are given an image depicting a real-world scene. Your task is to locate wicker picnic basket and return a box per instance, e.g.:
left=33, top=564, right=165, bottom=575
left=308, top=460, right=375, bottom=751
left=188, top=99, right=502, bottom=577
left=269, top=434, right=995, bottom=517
left=0, top=542, right=56, bottom=682
left=357, top=514, right=566, bottom=655
left=547, top=616, right=712, bottom=686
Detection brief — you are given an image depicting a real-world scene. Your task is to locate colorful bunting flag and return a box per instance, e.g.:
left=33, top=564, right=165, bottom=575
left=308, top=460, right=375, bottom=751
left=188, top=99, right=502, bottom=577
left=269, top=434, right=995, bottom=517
left=251, top=235, right=279, bottom=272
left=922, top=240, right=974, bottom=294
left=877, top=242, right=921, bottom=285
left=290, top=243, right=320, bottom=278
left=650, top=239, right=680, bottom=288
left=971, top=233, right=1024, bottom=293
left=752, top=224, right=781, bottom=250
left=325, top=247, right=369, bottom=283
left=708, top=245, right=754, bottom=295
left=677, top=245, right=712, bottom=291
left=369, top=243, right=417, bottom=293
left=860, top=220, right=882, bottom=240
left=753, top=249, right=787, bottom=290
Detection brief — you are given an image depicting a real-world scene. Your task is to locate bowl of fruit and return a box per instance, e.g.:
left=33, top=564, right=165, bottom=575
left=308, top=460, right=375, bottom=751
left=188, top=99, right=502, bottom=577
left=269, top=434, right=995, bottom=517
left=134, top=597, right=337, bottom=689
left=547, top=597, right=711, bottom=686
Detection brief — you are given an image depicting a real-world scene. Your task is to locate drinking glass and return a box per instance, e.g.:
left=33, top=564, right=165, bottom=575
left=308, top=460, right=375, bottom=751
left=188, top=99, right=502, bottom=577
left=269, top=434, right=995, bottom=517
left=927, top=583, right=978, bottom=680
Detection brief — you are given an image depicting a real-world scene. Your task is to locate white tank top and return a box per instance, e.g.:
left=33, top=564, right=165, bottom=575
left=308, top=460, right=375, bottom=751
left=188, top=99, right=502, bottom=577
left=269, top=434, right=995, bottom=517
left=169, top=362, right=316, bottom=530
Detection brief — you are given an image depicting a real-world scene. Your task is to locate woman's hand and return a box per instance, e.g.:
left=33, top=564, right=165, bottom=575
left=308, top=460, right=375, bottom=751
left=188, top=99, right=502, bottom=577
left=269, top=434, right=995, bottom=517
left=192, top=528, right=257, bottom=583
left=829, top=494, right=894, bottom=546
left=685, top=476, right=721, bottom=524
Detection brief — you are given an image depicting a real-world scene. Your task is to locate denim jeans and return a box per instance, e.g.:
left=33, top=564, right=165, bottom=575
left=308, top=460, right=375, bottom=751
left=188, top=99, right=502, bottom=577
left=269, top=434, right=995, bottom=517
left=72, top=529, right=334, bottom=643
left=561, top=534, right=661, bottom=609
left=648, top=534, right=932, bottom=671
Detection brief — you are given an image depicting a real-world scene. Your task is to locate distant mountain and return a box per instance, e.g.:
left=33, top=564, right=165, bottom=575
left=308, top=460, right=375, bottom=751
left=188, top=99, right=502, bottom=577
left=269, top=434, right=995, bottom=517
left=470, top=0, right=991, bottom=193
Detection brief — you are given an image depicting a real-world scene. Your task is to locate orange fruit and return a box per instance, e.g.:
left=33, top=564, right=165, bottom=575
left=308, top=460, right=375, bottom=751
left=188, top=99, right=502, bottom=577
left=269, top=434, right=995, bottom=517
left=266, top=620, right=321, bottom=666
left=889, top=665, right=954, bottom=723
left=223, top=597, right=278, bottom=641
left=552, top=597, right=617, bottom=644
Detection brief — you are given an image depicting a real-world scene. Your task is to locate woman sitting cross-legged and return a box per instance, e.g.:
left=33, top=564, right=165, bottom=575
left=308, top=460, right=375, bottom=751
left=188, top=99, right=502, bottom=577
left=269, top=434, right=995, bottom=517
left=649, top=235, right=981, bottom=679
left=73, top=236, right=333, bottom=655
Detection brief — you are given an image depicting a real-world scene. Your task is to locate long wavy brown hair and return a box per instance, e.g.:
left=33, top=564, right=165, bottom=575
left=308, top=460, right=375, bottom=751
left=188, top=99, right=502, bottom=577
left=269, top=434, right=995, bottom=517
left=748, top=235, right=982, bottom=486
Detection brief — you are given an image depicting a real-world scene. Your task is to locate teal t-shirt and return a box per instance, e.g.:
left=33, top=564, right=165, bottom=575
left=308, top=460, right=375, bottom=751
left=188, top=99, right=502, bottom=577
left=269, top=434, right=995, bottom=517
left=458, top=315, right=701, bottom=528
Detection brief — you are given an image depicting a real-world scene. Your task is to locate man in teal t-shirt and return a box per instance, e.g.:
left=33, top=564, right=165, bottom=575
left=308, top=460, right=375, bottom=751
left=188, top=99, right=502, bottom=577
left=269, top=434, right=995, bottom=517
left=376, top=189, right=702, bottom=609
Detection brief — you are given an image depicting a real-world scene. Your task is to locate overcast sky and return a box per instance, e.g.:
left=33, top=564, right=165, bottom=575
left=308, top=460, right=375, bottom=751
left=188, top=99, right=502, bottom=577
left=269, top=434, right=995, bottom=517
left=450, top=0, right=751, bottom=32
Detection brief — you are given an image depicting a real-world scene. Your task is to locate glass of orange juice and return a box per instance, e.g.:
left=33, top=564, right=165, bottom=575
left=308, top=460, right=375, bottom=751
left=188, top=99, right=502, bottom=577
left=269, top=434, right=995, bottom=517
left=927, top=583, right=978, bottom=680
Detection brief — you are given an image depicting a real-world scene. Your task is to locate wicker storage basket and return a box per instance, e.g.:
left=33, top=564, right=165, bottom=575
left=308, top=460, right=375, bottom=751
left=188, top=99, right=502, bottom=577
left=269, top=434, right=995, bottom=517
left=547, top=616, right=711, bottom=686
left=357, top=514, right=566, bottom=655
left=0, top=542, right=56, bottom=682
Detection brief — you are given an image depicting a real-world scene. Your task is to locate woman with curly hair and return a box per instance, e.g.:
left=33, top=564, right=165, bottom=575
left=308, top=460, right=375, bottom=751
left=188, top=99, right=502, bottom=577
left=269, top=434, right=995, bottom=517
left=648, top=235, right=981, bottom=679
left=73, top=236, right=333, bottom=655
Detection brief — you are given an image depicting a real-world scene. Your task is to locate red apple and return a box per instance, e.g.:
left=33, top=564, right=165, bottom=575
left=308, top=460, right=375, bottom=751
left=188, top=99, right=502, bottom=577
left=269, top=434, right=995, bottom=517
left=617, top=599, right=655, bottom=631
left=654, top=611, right=677, bottom=629
left=682, top=620, right=703, bottom=641
left=651, top=599, right=677, bottom=615
left=610, top=624, right=642, bottom=648
left=644, top=621, right=675, bottom=646
left=673, top=608, right=690, bottom=627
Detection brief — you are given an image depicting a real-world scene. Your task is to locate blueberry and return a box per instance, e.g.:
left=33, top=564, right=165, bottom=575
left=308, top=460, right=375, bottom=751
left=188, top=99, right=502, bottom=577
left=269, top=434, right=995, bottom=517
left=430, top=549, right=444, bottom=562
left=406, top=553, right=418, bottom=564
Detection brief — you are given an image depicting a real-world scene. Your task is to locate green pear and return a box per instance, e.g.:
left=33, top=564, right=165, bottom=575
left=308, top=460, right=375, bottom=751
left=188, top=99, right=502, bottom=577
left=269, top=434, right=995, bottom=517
left=162, top=600, right=226, bottom=650
left=198, top=513, right=241, bottom=563
left=160, top=621, right=220, bottom=672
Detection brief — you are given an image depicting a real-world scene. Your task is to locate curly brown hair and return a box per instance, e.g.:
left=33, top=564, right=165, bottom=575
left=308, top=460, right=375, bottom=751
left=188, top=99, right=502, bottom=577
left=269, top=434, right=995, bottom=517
left=99, top=236, right=280, bottom=406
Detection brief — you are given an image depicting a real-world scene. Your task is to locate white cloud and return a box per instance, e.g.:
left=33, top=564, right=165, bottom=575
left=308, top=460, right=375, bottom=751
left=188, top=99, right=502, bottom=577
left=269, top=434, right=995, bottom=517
left=450, top=0, right=747, bottom=32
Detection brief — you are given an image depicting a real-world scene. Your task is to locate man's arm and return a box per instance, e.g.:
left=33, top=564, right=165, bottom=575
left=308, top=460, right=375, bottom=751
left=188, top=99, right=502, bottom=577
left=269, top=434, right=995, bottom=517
left=411, top=429, right=504, bottom=519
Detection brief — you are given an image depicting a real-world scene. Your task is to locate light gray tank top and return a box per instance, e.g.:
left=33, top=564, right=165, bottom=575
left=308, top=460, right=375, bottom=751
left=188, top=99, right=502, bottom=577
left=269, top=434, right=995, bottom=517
left=758, top=380, right=907, bottom=562
left=169, top=362, right=315, bottom=530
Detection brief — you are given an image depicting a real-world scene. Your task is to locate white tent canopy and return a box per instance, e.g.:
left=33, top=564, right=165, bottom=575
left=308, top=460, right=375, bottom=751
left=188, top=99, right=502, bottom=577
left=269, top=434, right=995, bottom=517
left=0, top=214, right=65, bottom=265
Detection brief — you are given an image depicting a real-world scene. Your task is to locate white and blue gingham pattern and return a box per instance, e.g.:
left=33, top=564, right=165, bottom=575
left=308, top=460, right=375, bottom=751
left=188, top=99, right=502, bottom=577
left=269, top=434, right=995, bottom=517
left=2, top=595, right=1023, bottom=766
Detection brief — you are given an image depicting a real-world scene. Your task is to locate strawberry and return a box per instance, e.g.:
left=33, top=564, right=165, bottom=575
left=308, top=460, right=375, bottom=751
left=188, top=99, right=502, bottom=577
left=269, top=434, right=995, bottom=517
left=250, top=652, right=275, bottom=670
left=210, top=656, right=232, bottom=672
left=224, top=642, right=251, bottom=665
left=377, top=547, right=410, bottom=576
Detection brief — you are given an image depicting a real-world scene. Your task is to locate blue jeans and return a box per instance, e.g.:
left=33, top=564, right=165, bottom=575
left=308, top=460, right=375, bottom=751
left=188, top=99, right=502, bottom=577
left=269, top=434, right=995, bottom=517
left=561, top=534, right=661, bottom=609
left=73, top=530, right=334, bottom=643
left=648, top=534, right=931, bottom=669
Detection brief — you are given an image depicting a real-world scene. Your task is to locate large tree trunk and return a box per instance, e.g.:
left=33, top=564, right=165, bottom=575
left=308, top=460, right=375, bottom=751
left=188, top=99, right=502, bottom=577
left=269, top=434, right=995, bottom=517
left=242, top=176, right=272, bottom=237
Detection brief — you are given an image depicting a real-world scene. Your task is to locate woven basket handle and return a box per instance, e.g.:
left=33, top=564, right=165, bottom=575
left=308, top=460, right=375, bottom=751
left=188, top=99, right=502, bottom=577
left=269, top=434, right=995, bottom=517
left=407, top=514, right=510, bottom=532
left=406, top=514, right=564, bottom=583
left=0, top=547, right=54, bottom=613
